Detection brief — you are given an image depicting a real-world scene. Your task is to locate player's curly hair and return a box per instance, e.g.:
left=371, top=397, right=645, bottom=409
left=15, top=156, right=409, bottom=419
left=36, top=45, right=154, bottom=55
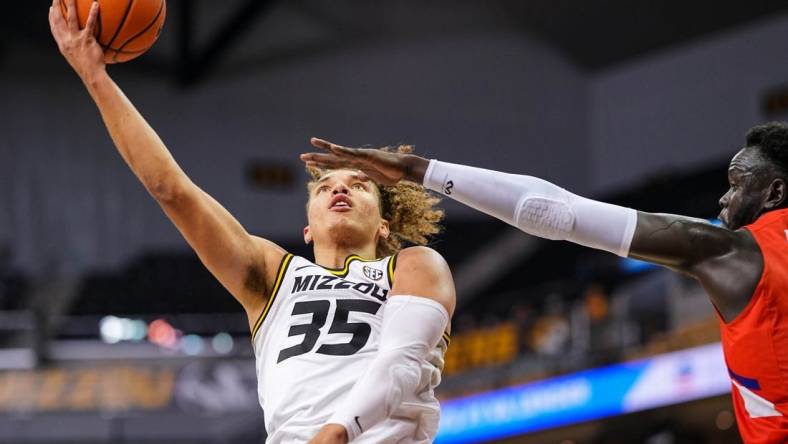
left=306, top=145, right=444, bottom=257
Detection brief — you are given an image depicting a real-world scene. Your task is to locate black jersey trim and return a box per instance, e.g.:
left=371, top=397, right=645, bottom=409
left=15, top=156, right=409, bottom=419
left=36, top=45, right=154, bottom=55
left=323, top=254, right=380, bottom=277
left=251, top=253, right=294, bottom=342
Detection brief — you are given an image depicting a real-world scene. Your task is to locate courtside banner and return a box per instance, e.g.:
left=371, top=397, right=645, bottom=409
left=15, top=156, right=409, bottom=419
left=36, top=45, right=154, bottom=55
left=436, top=342, right=730, bottom=443
left=0, top=360, right=259, bottom=415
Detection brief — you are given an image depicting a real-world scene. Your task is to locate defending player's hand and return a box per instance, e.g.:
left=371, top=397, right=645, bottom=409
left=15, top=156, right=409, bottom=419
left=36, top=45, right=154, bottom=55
left=301, top=138, right=430, bottom=186
left=49, top=0, right=104, bottom=81
left=307, top=424, right=348, bottom=444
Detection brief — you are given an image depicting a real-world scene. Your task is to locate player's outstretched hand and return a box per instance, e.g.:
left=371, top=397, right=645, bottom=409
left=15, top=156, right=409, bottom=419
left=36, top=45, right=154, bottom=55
left=301, top=138, right=430, bottom=186
left=49, top=0, right=104, bottom=82
left=307, top=424, right=348, bottom=444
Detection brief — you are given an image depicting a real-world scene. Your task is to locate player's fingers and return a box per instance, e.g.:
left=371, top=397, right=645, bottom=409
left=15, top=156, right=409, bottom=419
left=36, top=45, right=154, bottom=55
left=48, top=7, right=57, bottom=36
left=310, top=138, right=335, bottom=151
left=300, top=153, right=349, bottom=168
left=328, top=144, right=374, bottom=162
left=82, top=1, right=99, bottom=37
left=310, top=138, right=357, bottom=157
left=312, top=152, right=362, bottom=166
left=300, top=152, right=330, bottom=162
left=65, top=0, right=79, bottom=31
left=50, top=0, right=63, bottom=27
left=329, top=144, right=357, bottom=158
left=299, top=153, right=319, bottom=162
left=49, top=5, right=65, bottom=41
left=303, top=155, right=366, bottom=173
left=304, top=161, right=350, bottom=173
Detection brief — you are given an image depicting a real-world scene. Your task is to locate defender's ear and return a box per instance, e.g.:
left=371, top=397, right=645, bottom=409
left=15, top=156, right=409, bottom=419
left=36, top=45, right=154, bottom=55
left=764, top=178, right=787, bottom=210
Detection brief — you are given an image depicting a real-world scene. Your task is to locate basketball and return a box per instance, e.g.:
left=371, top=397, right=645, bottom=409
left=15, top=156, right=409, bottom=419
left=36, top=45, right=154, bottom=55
left=59, top=0, right=166, bottom=63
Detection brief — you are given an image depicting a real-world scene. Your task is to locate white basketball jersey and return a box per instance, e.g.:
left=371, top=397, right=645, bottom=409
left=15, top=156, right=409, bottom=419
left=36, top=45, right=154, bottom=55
left=251, top=254, right=450, bottom=444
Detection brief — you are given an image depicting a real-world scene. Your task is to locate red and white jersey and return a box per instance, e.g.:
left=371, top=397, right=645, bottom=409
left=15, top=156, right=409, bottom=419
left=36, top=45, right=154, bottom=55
left=251, top=254, right=449, bottom=444
left=718, top=208, right=788, bottom=444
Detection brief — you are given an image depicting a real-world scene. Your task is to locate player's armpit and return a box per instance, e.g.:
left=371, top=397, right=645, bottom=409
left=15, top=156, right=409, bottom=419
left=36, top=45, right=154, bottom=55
left=390, top=246, right=456, bottom=318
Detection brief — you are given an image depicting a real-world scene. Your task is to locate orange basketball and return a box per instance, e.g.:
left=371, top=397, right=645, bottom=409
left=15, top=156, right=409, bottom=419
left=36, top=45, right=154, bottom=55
left=60, top=0, right=166, bottom=63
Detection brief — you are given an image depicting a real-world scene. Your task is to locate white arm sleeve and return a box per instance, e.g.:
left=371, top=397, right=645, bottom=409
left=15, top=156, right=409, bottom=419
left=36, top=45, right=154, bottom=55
left=423, top=160, right=638, bottom=257
left=327, top=295, right=449, bottom=441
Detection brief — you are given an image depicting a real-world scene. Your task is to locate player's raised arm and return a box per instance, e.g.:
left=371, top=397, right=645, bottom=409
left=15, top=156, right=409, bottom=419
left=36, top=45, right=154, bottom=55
left=303, top=138, right=638, bottom=257
left=49, top=0, right=285, bottom=327
left=310, top=246, right=455, bottom=444
left=301, top=138, right=766, bottom=320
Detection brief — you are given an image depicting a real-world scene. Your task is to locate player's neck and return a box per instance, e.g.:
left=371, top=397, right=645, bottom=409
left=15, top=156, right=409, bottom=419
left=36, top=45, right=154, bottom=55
left=312, top=243, right=378, bottom=269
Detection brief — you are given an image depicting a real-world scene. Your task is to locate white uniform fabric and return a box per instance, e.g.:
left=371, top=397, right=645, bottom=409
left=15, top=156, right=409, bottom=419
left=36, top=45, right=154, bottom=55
left=423, top=160, right=638, bottom=257
left=328, top=295, right=450, bottom=441
left=252, top=254, right=448, bottom=444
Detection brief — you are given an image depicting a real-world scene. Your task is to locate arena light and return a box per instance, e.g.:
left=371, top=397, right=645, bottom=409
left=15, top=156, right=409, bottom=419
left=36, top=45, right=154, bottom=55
left=99, top=316, right=124, bottom=344
left=99, top=316, right=149, bottom=343
left=212, top=332, right=234, bottom=354
left=148, top=318, right=178, bottom=349
left=181, top=334, right=204, bottom=356
left=130, top=319, right=148, bottom=341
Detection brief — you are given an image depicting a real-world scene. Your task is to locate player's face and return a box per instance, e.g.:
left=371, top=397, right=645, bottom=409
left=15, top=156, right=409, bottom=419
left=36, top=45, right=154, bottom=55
left=718, top=148, right=772, bottom=230
left=305, top=170, right=389, bottom=249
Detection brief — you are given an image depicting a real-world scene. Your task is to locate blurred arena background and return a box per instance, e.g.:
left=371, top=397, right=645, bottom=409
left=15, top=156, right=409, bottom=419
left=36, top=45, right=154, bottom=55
left=3, top=0, right=788, bottom=442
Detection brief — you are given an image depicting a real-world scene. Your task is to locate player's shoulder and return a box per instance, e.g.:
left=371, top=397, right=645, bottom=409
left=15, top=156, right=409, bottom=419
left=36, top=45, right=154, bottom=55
left=392, top=247, right=455, bottom=314
left=395, top=246, right=447, bottom=266
left=729, top=227, right=762, bottom=260
left=394, top=246, right=452, bottom=279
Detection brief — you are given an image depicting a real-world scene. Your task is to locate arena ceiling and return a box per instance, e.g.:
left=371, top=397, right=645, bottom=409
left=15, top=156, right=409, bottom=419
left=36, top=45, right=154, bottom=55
left=5, top=0, right=788, bottom=84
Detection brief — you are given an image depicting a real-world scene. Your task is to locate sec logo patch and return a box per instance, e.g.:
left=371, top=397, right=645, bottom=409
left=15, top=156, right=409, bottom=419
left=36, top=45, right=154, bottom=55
left=363, top=265, right=383, bottom=281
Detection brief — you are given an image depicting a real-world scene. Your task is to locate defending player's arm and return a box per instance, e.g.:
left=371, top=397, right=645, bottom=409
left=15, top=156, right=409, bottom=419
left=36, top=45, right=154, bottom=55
left=49, top=0, right=285, bottom=326
left=302, top=139, right=745, bottom=266
left=303, top=139, right=639, bottom=256
left=309, top=247, right=455, bottom=444
left=301, top=139, right=760, bottom=318
left=419, top=159, right=751, bottom=276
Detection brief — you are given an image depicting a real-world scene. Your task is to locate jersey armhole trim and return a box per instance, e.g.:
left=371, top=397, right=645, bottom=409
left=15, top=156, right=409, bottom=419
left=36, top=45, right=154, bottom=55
left=251, top=253, right=294, bottom=342
left=442, top=331, right=451, bottom=346
left=387, top=253, right=398, bottom=288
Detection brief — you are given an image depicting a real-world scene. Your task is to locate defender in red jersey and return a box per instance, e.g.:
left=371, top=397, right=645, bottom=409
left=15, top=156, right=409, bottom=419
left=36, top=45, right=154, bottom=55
left=302, top=122, right=788, bottom=443
left=720, top=208, right=788, bottom=443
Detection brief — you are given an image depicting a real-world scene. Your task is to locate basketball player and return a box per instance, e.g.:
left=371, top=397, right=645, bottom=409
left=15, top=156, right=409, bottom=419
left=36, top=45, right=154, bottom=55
left=302, top=126, right=788, bottom=444
left=49, top=2, right=455, bottom=443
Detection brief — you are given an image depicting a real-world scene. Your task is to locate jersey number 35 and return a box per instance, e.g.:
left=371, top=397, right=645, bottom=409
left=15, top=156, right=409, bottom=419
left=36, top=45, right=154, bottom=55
left=277, top=299, right=382, bottom=363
